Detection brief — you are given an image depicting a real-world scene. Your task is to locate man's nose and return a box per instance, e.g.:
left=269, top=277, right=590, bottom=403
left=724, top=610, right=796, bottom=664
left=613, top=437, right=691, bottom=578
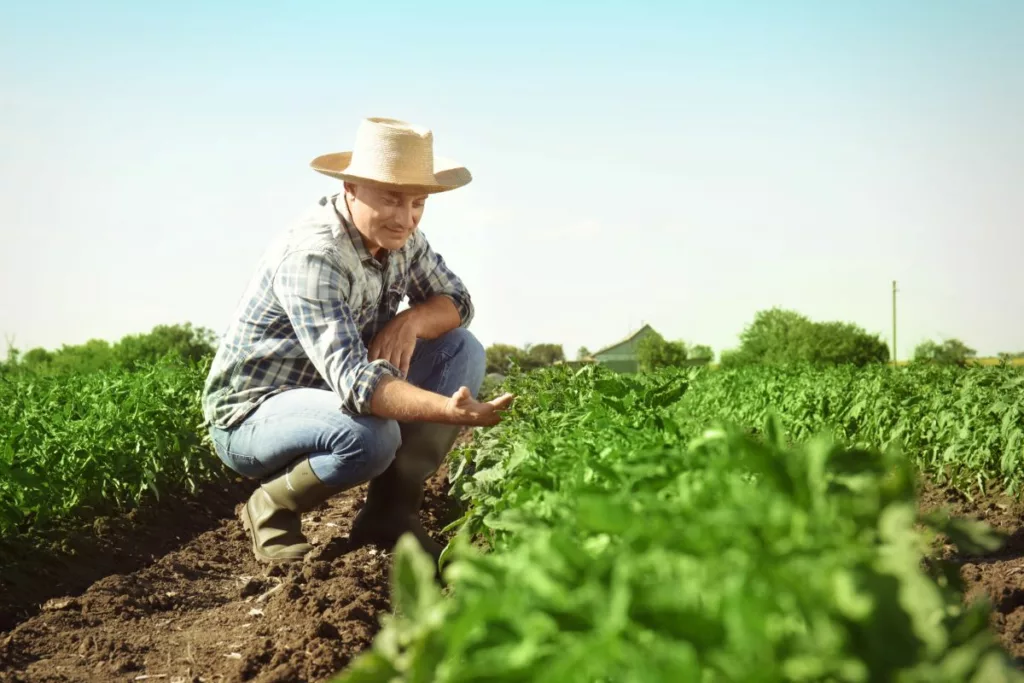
left=395, top=204, right=415, bottom=228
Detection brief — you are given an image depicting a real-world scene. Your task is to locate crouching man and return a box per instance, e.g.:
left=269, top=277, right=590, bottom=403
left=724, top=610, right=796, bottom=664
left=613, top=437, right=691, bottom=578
left=201, top=117, right=514, bottom=565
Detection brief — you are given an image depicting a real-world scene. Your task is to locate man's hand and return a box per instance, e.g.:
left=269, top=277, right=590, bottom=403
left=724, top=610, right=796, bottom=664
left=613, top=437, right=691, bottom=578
left=444, top=386, right=515, bottom=427
left=368, top=314, right=420, bottom=377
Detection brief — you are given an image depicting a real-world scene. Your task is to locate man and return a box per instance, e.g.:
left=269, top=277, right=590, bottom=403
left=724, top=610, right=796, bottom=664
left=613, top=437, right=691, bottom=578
left=201, top=117, right=514, bottom=566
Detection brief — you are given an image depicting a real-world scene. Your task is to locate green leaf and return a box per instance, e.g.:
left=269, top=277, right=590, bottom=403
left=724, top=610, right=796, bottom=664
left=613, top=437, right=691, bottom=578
left=331, top=650, right=399, bottom=682
left=391, top=533, right=441, bottom=619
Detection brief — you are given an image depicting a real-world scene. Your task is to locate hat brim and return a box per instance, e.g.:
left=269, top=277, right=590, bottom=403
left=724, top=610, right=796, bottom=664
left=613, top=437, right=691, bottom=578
left=309, top=152, right=472, bottom=194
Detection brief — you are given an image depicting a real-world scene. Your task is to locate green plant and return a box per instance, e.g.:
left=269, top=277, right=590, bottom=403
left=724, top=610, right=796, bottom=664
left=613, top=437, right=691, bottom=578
left=0, top=356, right=226, bottom=537
left=335, top=364, right=1022, bottom=682
left=675, top=363, right=1024, bottom=496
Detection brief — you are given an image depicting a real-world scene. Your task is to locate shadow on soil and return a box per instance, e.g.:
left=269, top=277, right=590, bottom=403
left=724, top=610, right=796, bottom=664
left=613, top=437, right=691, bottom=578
left=968, top=527, right=1024, bottom=566
left=0, top=475, right=253, bottom=632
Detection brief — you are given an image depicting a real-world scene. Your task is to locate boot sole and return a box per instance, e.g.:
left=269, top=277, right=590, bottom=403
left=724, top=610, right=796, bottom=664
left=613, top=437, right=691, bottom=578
left=240, top=501, right=307, bottom=564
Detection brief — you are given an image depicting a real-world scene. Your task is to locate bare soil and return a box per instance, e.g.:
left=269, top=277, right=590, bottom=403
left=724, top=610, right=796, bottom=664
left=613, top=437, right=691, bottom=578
left=0, top=461, right=461, bottom=683
left=1, top=458, right=1022, bottom=681
left=918, top=477, right=1024, bottom=666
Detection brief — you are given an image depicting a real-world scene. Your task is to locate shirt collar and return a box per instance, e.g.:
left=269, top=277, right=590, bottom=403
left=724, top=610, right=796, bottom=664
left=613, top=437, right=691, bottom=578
left=328, top=193, right=382, bottom=267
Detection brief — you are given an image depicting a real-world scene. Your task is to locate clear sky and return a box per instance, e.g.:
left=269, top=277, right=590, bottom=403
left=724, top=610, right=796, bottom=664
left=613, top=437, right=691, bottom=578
left=2, top=0, right=1022, bottom=361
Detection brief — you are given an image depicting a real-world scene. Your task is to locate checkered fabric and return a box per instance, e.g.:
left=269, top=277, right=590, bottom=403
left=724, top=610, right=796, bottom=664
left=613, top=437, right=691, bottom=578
left=201, top=193, right=473, bottom=429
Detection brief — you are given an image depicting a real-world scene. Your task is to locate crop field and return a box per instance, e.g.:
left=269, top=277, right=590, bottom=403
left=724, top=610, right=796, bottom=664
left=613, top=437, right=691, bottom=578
left=2, top=361, right=1024, bottom=681
left=0, top=357, right=222, bottom=538
left=967, top=358, right=1024, bottom=368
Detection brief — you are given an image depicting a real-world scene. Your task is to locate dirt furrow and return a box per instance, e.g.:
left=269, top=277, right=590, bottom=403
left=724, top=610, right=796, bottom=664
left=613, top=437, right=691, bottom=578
left=918, top=478, right=1024, bottom=664
left=0, top=467, right=458, bottom=683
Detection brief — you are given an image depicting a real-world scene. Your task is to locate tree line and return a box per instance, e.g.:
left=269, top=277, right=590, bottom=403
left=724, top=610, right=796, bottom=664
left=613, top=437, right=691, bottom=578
left=714, top=307, right=1017, bottom=369
left=1, top=323, right=218, bottom=377
left=3, top=309, right=1018, bottom=379
left=484, top=343, right=566, bottom=374
left=617, top=308, right=1019, bottom=372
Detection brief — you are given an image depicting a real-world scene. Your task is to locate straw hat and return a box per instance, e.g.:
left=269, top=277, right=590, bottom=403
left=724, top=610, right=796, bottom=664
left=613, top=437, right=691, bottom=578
left=309, top=117, right=471, bottom=194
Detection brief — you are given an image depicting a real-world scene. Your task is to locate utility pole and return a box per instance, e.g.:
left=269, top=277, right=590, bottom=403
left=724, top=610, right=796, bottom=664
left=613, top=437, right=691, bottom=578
left=892, top=280, right=898, bottom=367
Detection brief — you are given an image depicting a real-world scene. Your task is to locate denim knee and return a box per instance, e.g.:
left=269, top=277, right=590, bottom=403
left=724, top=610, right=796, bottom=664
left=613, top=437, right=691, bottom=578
left=309, top=417, right=400, bottom=487
left=451, top=327, right=486, bottom=364
left=361, top=418, right=401, bottom=478
left=445, top=328, right=486, bottom=395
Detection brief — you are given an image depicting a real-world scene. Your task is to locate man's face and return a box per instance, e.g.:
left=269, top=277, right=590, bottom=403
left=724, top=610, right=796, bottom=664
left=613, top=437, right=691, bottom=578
left=345, top=182, right=427, bottom=255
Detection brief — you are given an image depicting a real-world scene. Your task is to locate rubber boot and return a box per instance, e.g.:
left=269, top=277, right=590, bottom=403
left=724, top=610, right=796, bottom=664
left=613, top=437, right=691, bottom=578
left=240, top=456, right=342, bottom=563
left=349, top=422, right=462, bottom=564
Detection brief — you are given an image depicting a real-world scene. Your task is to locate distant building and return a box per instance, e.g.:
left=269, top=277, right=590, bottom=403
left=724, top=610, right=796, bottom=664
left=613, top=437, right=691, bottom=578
left=578, top=324, right=712, bottom=373
left=586, top=324, right=661, bottom=373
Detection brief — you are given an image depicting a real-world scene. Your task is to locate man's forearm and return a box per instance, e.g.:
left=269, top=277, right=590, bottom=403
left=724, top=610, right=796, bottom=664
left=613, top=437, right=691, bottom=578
left=402, top=295, right=462, bottom=340
left=360, top=295, right=464, bottom=422
left=369, top=375, right=452, bottom=423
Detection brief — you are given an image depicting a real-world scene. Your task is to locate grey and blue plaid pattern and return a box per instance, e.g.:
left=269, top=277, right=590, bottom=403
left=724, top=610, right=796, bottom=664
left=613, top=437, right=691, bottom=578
left=202, top=193, right=474, bottom=429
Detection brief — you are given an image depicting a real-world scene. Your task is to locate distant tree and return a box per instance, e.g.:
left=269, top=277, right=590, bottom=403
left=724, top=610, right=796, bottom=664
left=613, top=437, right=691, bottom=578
left=914, top=338, right=977, bottom=366
left=576, top=346, right=592, bottom=361
left=718, top=349, right=743, bottom=368
left=114, top=322, right=216, bottom=368
left=636, top=332, right=688, bottom=372
left=20, top=347, right=55, bottom=368
left=524, top=343, right=565, bottom=369
left=803, top=321, right=890, bottom=366
left=738, top=308, right=815, bottom=364
left=719, top=307, right=889, bottom=367
left=485, top=343, right=526, bottom=374
left=689, top=344, right=714, bottom=362
left=1, top=322, right=217, bottom=376
left=485, top=342, right=566, bottom=373
left=37, top=339, right=117, bottom=374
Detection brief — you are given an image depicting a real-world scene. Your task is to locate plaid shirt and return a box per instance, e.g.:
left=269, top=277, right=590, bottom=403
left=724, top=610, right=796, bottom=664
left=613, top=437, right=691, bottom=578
left=201, top=193, right=474, bottom=429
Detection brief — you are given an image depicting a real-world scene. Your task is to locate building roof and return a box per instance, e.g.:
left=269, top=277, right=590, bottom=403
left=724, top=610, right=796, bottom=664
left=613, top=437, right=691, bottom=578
left=589, top=323, right=658, bottom=358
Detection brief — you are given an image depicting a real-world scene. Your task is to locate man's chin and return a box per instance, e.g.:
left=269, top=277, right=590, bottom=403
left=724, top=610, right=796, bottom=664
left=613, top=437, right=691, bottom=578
left=382, top=232, right=411, bottom=249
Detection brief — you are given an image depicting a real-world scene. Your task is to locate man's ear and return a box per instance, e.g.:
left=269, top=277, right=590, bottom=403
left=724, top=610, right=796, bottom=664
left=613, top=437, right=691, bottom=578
left=343, top=181, right=357, bottom=199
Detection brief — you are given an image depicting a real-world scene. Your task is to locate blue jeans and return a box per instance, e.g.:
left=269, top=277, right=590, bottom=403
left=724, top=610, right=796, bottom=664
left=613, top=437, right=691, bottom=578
left=208, top=328, right=486, bottom=487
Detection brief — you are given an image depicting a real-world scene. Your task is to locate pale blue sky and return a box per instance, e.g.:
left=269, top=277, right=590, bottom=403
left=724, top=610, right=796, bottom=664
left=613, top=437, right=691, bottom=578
left=2, top=1, right=1022, bottom=361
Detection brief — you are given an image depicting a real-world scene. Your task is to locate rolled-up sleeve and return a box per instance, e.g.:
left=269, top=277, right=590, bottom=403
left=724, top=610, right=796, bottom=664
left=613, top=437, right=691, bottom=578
left=272, top=248, right=400, bottom=414
left=406, top=232, right=474, bottom=328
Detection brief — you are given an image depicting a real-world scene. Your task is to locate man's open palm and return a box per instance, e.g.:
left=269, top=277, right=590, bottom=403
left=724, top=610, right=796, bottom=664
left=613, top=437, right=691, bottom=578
left=445, top=386, right=515, bottom=427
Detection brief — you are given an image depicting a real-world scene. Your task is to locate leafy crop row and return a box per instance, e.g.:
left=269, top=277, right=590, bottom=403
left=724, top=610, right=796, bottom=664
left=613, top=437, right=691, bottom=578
left=673, top=363, right=1024, bottom=496
left=0, top=357, right=225, bottom=537
left=338, top=364, right=1023, bottom=682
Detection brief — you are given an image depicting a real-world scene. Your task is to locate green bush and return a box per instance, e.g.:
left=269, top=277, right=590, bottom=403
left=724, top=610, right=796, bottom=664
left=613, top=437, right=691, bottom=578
left=2, top=322, right=217, bottom=377
left=720, top=308, right=889, bottom=368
